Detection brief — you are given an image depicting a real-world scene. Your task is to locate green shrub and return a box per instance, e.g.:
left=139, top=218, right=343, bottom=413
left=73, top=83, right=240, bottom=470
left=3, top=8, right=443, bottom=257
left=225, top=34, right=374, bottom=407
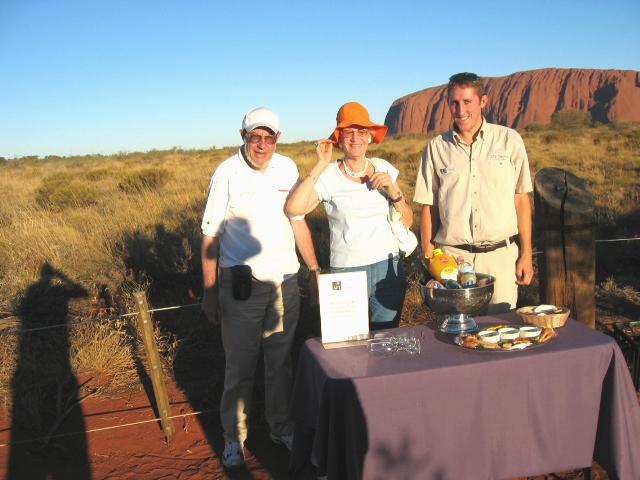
left=551, top=109, right=591, bottom=129
left=35, top=176, right=99, bottom=210
left=524, top=122, right=546, bottom=132
left=543, top=132, right=562, bottom=144
left=118, top=167, right=171, bottom=194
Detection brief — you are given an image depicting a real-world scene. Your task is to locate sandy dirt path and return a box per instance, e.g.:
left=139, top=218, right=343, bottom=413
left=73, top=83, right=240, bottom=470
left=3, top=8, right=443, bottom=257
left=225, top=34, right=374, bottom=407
left=0, top=380, right=291, bottom=480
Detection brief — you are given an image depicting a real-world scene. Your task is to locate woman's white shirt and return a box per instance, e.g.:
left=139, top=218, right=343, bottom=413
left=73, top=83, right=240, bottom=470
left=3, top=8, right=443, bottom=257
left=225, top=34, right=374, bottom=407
left=315, top=157, right=400, bottom=268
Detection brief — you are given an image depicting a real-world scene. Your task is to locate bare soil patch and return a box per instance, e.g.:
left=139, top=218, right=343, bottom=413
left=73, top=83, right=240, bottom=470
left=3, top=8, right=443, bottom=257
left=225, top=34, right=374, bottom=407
left=0, top=376, right=615, bottom=480
left=0, top=376, right=292, bottom=479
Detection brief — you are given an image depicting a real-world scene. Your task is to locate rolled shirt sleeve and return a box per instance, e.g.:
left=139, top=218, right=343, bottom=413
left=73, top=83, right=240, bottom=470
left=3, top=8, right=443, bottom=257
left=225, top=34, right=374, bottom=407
left=413, top=143, right=437, bottom=205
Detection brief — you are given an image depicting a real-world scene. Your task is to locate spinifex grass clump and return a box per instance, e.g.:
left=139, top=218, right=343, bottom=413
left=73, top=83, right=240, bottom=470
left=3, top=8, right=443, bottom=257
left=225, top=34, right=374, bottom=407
left=118, top=167, right=171, bottom=194
left=35, top=174, right=99, bottom=210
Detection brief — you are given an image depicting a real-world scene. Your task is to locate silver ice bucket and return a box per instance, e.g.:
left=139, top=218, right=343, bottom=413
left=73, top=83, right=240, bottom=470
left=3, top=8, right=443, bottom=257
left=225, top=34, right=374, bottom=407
left=419, top=273, right=495, bottom=334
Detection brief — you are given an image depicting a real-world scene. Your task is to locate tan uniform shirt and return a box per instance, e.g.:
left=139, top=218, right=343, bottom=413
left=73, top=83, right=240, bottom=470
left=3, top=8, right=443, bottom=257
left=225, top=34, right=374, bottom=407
left=413, top=120, right=532, bottom=246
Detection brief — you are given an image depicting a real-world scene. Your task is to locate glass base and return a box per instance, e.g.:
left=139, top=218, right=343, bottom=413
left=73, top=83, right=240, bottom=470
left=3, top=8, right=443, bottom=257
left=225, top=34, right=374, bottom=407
left=437, top=313, right=479, bottom=334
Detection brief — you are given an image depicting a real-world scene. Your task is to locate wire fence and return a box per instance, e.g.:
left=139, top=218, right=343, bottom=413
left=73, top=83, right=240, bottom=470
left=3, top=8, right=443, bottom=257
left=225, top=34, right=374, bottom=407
left=0, top=236, right=638, bottom=336
left=0, top=303, right=203, bottom=336
left=0, top=406, right=217, bottom=449
left=0, top=291, right=199, bottom=448
left=0, top=235, right=638, bottom=450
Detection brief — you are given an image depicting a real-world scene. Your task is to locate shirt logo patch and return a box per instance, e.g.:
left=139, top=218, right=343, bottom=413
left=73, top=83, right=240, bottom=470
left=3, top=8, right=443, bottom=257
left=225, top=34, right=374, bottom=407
left=488, top=153, right=509, bottom=162
left=439, top=166, right=455, bottom=175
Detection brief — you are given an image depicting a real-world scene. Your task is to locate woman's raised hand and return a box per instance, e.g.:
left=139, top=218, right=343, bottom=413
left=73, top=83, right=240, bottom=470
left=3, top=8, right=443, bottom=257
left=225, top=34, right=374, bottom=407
left=315, top=140, right=334, bottom=166
left=369, top=172, right=400, bottom=198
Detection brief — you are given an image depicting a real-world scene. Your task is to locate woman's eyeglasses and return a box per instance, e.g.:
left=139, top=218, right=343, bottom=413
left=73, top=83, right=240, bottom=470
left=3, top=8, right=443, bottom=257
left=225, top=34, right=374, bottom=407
left=340, top=128, right=370, bottom=138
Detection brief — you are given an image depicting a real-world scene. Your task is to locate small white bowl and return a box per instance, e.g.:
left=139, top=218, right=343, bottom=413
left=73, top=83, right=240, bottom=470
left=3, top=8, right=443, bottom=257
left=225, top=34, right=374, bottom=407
left=519, top=326, right=542, bottom=339
left=498, top=327, right=519, bottom=341
left=534, top=304, right=557, bottom=313
left=478, top=330, right=501, bottom=344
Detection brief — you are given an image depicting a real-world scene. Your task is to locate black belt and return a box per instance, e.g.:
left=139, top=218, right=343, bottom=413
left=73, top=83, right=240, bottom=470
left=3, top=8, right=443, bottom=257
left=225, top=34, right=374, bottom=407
left=451, top=235, right=519, bottom=253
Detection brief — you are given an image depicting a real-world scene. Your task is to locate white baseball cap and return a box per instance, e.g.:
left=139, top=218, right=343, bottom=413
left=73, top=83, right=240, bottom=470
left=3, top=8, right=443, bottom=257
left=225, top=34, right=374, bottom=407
left=242, top=107, right=280, bottom=134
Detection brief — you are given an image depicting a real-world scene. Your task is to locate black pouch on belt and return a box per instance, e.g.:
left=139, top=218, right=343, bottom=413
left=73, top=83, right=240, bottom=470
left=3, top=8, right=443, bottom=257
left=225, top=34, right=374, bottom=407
left=231, top=265, right=252, bottom=300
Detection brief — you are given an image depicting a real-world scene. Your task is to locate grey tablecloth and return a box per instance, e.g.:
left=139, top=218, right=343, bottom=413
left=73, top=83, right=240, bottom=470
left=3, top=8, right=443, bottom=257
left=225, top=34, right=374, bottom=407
left=290, top=315, right=640, bottom=479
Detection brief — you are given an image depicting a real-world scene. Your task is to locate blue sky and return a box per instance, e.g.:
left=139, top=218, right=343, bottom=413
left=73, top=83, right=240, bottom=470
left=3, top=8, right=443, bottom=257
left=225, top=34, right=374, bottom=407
left=1, top=0, right=639, bottom=158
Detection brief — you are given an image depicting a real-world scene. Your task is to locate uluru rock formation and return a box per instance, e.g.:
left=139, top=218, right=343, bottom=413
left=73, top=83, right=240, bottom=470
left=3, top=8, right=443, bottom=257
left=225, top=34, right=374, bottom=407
left=385, top=68, right=640, bottom=135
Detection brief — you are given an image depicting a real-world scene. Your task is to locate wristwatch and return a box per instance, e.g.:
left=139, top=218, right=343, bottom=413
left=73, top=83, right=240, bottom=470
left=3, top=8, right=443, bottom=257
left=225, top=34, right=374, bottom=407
left=389, top=193, right=403, bottom=204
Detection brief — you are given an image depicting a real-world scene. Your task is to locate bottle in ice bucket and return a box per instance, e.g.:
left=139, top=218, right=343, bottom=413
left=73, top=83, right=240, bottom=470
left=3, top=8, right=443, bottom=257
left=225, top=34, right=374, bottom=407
left=427, top=248, right=459, bottom=281
left=425, top=279, right=445, bottom=289
left=444, top=279, right=462, bottom=289
left=456, top=256, right=477, bottom=288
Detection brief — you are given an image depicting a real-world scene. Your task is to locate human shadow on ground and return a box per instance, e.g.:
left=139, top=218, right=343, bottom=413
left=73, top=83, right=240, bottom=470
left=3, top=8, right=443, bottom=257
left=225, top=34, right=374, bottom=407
left=6, top=263, right=91, bottom=480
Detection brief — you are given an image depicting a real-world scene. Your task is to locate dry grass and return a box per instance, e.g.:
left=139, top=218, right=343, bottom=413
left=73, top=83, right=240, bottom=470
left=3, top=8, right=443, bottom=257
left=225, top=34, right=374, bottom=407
left=70, top=318, right=139, bottom=391
left=0, top=122, right=638, bottom=409
left=521, top=121, right=640, bottom=233
left=598, top=277, right=640, bottom=308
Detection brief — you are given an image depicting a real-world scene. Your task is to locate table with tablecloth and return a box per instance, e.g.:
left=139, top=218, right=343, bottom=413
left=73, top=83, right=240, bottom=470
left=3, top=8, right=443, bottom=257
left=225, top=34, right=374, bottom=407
left=290, top=314, right=640, bottom=479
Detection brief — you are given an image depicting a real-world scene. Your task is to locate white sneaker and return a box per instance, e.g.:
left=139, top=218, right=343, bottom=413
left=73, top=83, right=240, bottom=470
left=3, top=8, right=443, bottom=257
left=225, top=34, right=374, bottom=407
left=221, top=440, right=244, bottom=468
left=269, top=431, right=294, bottom=451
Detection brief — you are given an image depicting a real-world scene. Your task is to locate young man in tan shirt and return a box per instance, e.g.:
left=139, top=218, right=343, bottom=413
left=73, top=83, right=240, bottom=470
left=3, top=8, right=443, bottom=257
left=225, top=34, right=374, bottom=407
left=413, top=72, right=534, bottom=312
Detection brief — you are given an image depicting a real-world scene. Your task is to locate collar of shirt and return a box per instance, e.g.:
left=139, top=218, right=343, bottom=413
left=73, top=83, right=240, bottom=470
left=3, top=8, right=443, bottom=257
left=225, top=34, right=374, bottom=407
left=237, top=147, right=275, bottom=174
left=452, top=117, right=487, bottom=146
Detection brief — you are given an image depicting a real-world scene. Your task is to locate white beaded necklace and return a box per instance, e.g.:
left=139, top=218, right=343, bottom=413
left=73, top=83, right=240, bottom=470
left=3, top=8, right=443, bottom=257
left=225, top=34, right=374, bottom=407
left=342, top=157, right=370, bottom=178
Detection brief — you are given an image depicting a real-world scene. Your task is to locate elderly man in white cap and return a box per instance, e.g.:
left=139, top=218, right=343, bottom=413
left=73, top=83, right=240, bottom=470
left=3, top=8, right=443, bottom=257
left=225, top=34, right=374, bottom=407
left=200, top=107, right=320, bottom=468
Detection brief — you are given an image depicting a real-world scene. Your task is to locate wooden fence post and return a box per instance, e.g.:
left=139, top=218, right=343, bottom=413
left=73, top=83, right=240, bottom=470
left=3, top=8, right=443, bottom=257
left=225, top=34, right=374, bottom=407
left=134, top=291, right=175, bottom=444
left=534, top=168, right=596, bottom=328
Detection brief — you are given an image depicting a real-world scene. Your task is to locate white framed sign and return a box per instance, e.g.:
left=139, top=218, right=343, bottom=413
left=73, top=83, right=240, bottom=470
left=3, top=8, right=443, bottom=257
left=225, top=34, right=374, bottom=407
left=318, top=271, right=369, bottom=346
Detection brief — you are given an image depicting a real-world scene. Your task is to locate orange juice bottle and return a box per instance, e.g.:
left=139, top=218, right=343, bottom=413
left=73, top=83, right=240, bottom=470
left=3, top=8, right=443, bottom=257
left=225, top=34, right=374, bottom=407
left=427, top=248, right=459, bottom=281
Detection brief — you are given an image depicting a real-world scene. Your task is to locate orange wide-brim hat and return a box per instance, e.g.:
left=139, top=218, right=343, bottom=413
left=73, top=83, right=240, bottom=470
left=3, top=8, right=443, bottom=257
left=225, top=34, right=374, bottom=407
left=328, top=101, right=388, bottom=145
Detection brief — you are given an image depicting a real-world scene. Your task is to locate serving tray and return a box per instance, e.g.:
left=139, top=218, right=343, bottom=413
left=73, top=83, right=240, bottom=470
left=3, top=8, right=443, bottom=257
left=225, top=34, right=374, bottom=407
left=454, top=324, right=556, bottom=352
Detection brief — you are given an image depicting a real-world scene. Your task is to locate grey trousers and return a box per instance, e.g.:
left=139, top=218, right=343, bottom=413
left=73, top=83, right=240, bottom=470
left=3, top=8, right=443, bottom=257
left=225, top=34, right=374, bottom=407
left=218, top=269, right=299, bottom=443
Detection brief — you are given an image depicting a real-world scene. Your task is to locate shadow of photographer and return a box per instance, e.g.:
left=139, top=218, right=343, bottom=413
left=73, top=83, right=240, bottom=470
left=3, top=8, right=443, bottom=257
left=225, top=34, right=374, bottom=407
left=7, top=262, right=91, bottom=479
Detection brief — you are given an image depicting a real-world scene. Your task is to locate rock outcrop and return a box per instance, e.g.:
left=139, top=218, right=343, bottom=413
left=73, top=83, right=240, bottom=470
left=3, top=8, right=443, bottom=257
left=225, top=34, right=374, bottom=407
left=385, top=68, right=640, bottom=134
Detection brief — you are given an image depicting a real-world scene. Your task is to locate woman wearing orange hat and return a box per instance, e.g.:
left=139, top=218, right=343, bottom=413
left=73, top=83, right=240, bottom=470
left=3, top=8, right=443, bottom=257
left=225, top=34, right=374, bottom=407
left=285, top=102, right=413, bottom=329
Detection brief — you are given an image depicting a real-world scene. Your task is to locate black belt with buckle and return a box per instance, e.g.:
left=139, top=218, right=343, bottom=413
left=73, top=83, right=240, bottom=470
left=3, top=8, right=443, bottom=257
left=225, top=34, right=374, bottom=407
left=452, top=235, right=519, bottom=253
